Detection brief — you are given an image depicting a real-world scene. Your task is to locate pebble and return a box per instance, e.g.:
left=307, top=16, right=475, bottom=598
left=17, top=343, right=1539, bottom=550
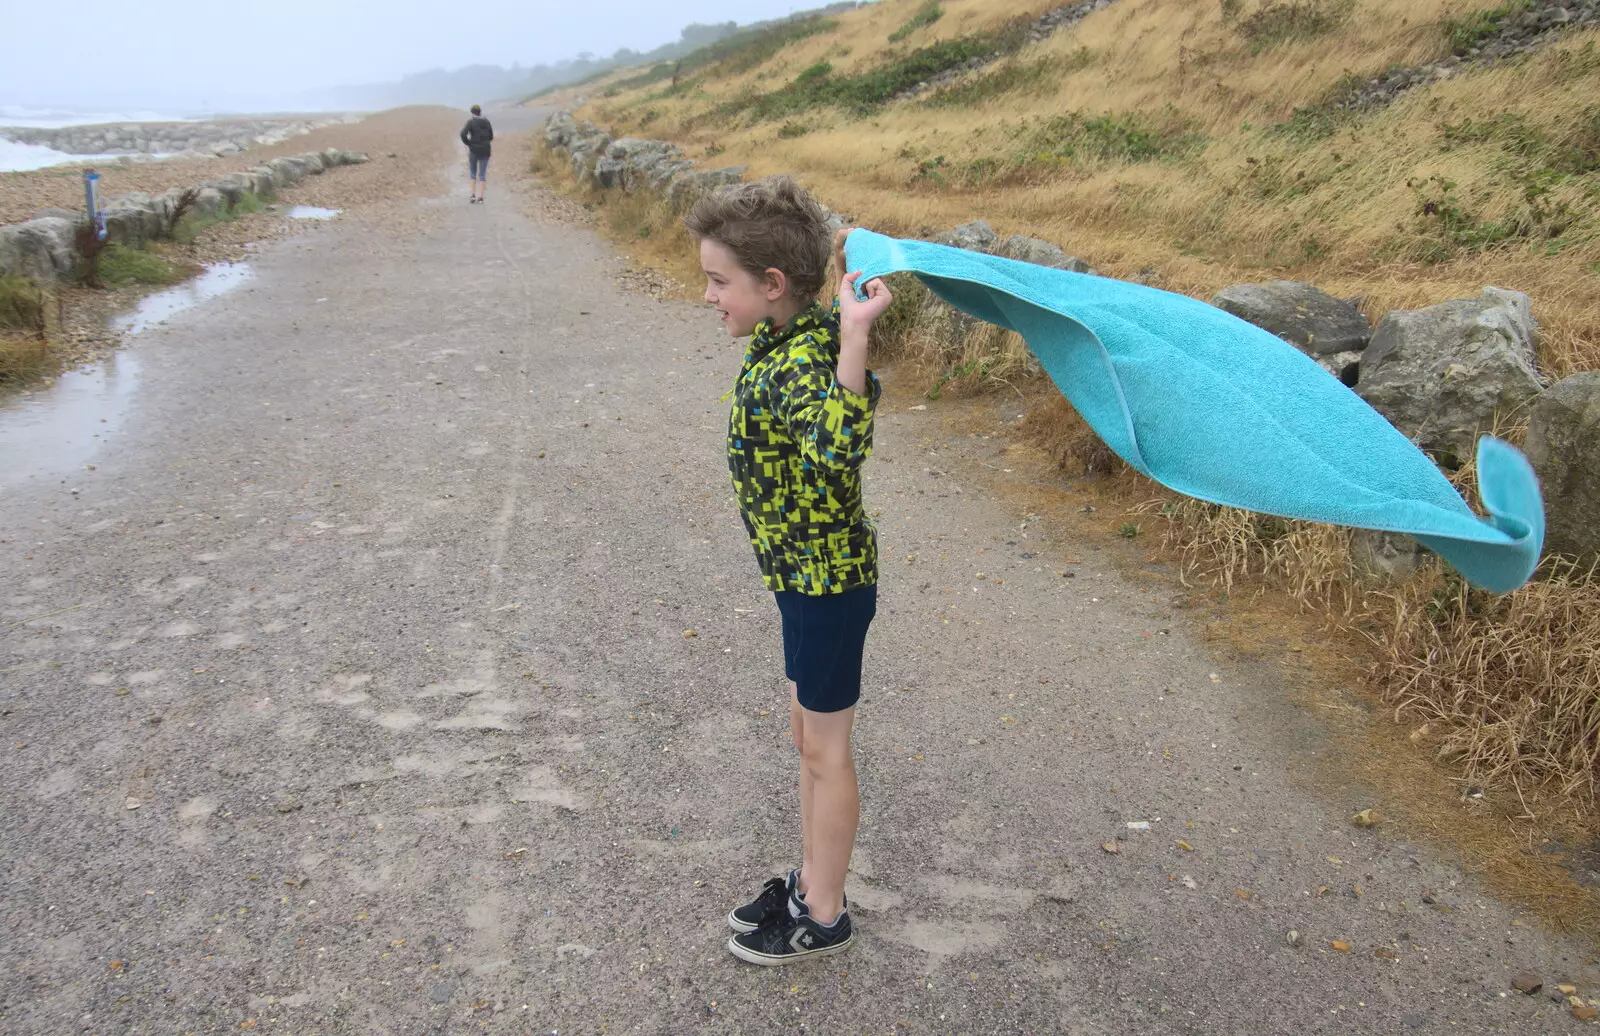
left=1512, top=971, right=1543, bottom=994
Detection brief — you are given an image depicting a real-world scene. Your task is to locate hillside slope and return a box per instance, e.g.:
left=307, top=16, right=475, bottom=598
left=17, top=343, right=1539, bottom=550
left=560, top=0, right=1600, bottom=375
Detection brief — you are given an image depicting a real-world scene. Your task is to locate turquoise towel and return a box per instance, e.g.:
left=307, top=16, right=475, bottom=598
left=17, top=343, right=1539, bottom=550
left=844, top=229, right=1544, bottom=593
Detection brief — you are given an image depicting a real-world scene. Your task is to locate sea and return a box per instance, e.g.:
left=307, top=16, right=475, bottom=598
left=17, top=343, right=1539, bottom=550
left=0, top=104, right=204, bottom=173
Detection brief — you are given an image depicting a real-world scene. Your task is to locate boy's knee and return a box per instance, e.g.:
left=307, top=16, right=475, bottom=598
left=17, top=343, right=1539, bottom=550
left=799, top=732, right=851, bottom=776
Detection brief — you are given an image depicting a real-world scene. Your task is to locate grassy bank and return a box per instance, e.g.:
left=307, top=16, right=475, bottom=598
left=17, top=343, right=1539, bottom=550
left=0, top=274, right=54, bottom=382
left=576, top=0, right=1600, bottom=377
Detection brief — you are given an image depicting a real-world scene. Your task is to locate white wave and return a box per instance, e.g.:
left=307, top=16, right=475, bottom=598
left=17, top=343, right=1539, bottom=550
left=0, top=105, right=204, bottom=129
left=0, top=139, right=164, bottom=173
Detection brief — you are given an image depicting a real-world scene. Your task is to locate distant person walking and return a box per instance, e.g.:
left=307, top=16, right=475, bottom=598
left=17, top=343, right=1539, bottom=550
left=461, top=105, right=493, bottom=204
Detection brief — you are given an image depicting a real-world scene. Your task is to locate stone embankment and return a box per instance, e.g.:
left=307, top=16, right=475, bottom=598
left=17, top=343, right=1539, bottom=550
left=0, top=148, right=368, bottom=283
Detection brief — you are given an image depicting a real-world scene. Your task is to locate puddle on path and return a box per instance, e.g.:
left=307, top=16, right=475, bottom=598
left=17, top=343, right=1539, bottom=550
left=0, top=262, right=252, bottom=491
left=109, top=262, right=252, bottom=336
left=0, top=351, right=141, bottom=492
left=288, top=206, right=341, bottom=220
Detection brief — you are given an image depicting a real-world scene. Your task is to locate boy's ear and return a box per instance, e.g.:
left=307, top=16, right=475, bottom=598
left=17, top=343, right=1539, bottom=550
left=761, top=268, right=790, bottom=301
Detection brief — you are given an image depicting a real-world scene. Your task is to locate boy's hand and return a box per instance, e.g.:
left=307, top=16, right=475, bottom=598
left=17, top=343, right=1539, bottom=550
left=840, top=271, right=893, bottom=332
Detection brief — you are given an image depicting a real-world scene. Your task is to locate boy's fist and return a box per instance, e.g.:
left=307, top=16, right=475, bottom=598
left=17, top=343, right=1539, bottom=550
left=840, top=271, right=893, bottom=331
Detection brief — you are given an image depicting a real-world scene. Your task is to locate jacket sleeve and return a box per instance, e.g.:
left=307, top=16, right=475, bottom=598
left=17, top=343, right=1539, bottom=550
left=771, top=335, right=880, bottom=472
left=482, top=121, right=494, bottom=142
left=460, top=123, right=471, bottom=146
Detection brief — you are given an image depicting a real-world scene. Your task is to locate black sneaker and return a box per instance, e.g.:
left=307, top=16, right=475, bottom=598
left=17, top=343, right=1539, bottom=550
left=727, top=893, right=854, bottom=966
left=727, top=870, right=797, bottom=933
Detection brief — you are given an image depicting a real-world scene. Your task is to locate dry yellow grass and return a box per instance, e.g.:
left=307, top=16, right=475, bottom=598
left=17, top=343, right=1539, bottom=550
left=571, top=0, right=1600, bottom=375
left=0, top=275, right=55, bottom=384
left=1377, top=558, right=1600, bottom=801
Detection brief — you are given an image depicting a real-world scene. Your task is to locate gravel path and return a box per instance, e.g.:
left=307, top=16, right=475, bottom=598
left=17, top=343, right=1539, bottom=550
left=1, top=110, right=1595, bottom=1034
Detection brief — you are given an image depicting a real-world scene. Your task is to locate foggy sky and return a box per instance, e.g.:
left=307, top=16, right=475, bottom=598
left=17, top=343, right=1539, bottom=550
left=0, top=0, right=816, bottom=112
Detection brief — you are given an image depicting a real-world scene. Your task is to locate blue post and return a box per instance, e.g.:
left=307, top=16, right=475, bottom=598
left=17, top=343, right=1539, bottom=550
left=83, top=170, right=107, bottom=241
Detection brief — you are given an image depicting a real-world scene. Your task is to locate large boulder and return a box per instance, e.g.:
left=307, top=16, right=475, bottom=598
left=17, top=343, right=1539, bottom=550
left=1349, top=529, right=1427, bottom=583
left=1211, top=280, right=1371, bottom=358
left=203, top=178, right=245, bottom=209
left=592, top=155, right=627, bottom=189
left=619, top=143, right=682, bottom=191
left=194, top=187, right=227, bottom=216
left=266, top=156, right=309, bottom=187
left=1523, top=372, right=1600, bottom=566
left=932, top=220, right=999, bottom=253
left=0, top=217, right=78, bottom=281
left=246, top=168, right=276, bottom=195
left=998, top=234, right=1092, bottom=273
left=663, top=166, right=746, bottom=212
left=568, top=134, right=613, bottom=179
left=544, top=112, right=578, bottom=148
left=647, top=159, right=695, bottom=191
left=246, top=167, right=278, bottom=194
left=605, top=138, right=678, bottom=190
left=1357, top=287, right=1542, bottom=464
left=102, top=193, right=163, bottom=245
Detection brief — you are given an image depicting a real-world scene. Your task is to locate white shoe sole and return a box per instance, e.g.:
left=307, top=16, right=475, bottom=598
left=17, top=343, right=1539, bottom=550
left=725, top=931, right=854, bottom=966
left=726, top=909, right=761, bottom=934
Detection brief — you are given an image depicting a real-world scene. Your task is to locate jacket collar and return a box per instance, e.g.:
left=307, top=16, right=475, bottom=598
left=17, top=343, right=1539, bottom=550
left=745, top=300, right=832, bottom=366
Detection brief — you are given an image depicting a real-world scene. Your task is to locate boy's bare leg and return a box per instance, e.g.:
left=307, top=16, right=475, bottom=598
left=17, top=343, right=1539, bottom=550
left=796, top=704, right=858, bottom=925
left=791, top=685, right=813, bottom=896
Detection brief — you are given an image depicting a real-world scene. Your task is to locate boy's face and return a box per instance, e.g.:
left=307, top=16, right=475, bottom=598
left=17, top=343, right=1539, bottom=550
left=700, top=239, right=783, bottom=338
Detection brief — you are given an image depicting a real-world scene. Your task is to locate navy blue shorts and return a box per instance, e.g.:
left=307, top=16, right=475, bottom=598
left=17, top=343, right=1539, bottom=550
left=469, top=153, right=490, bottom=180
left=775, top=584, right=877, bottom=713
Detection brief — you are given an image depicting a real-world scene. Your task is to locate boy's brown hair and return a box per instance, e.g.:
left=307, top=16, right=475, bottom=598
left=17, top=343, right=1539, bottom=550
left=684, top=175, right=831, bottom=299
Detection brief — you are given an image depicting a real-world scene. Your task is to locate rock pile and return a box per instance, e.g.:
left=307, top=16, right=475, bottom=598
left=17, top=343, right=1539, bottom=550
left=0, top=148, right=368, bottom=282
left=0, top=115, right=361, bottom=161
left=545, top=113, right=748, bottom=213
left=1313, top=0, right=1600, bottom=117
left=891, top=0, right=1119, bottom=102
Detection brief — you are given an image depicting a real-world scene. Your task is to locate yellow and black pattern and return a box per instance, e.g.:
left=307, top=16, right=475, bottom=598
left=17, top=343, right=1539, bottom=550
left=728, top=299, right=881, bottom=595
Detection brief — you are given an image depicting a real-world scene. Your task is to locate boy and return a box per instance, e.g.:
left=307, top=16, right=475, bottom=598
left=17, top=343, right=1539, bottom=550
left=460, top=104, right=493, bottom=203
left=684, top=176, right=893, bottom=965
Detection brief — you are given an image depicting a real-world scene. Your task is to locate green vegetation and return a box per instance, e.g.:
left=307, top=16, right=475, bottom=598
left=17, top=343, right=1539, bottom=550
left=1398, top=106, right=1600, bottom=261
left=926, top=356, right=992, bottom=399
left=1444, top=0, right=1534, bottom=55
left=613, top=14, right=841, bottom=100
left=924, top=49, right=1094, bottom=108
left=1236, top=0, right=1354, bottom=52
left=555, top=65, right=631, bottom=100
left=888, top=1, right=943, bottom=43
left=0, top=275, right=47, bottom=333
left=711, top=21, right=1031, bottom=123
left=171, top=190, right=267, bottom=245
left=905, top=111, right=1206, bottom=190
left=1267, top=70, right=1372, bottom=142
left=1406, top=173, right=1578, bottom=263
left=1008, top=110, right=1205, bottom=170
left=97, top=244, right=186, bottom=287
left=1440, top=108, right=1600, bottom=176
left=1, top=275, right=53, bottom=383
